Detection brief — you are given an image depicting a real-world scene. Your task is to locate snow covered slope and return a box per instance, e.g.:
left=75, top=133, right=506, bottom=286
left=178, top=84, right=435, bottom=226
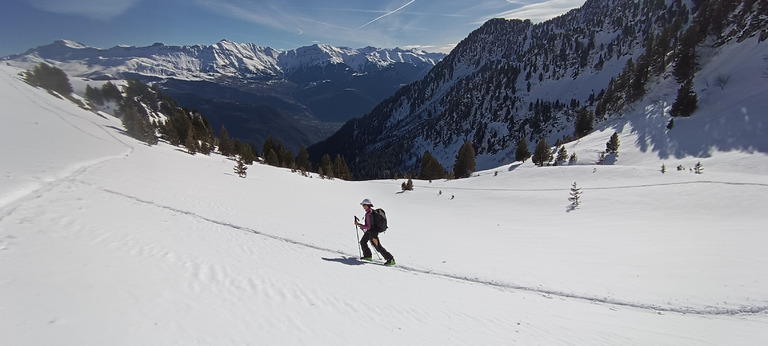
left=1, top=64, right=767, bottom=344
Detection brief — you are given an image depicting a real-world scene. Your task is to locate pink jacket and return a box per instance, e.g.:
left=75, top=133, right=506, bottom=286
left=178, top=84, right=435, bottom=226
left=359, top=209, right=372, bottom=231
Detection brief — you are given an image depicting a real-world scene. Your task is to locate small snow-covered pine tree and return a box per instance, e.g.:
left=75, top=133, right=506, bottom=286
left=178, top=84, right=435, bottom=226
left=234, top=155, right=248, bottom=178
left=569, top=153, right=578, bottom=165
left=694, top=162, right=703, bottom=174
left=401, top=178, right=414, bottom=191
left=597, top=152, right=606, bottom=165
left=556, top=146, right=568, bottom=164
left=568, top=182, right=581, bottom=211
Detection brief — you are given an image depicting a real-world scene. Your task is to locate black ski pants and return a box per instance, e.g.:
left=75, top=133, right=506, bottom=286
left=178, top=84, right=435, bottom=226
left=360, top=231, right=393, bottom=260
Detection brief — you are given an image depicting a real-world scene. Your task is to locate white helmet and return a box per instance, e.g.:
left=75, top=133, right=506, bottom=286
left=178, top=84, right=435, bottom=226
left=360, top=198, right=373, bottom=206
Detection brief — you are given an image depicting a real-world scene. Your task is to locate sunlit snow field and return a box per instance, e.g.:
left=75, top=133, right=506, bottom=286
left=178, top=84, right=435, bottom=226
left=1, top=36, right=767, bottom=345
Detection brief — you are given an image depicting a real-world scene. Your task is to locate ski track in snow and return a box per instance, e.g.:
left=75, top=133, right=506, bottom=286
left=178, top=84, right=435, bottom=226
left=0, top=68, right=134, bottom=222
left=84, top=183, right=768, bottom=317
left=0, top=69, right=123, bottom=145
left=0, top=150, right=133, bottom=224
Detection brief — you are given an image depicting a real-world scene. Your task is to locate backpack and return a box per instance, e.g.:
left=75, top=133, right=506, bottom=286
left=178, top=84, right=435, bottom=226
left=371, top=208, right=388, bottom=232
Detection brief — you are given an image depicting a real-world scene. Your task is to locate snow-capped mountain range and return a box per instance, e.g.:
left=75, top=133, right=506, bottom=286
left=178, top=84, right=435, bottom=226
left=2, top=40, right=444, bottom=152
left=3, top=39, right=444, bottom=82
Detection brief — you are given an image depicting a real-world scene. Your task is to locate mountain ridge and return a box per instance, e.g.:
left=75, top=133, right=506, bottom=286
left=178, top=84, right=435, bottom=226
left=3, top=39, right=444, bottom=81
left=3, top=39, right=445, bottom=152
left=308, top=0, right=768, bottom=179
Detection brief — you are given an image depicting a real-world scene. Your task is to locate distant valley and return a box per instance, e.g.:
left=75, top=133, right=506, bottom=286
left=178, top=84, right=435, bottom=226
left=3, top=40, right=444, bottom=151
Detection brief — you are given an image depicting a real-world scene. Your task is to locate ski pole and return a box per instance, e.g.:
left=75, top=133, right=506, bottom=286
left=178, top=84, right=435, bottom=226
left=354, top=216, right=362, bottom=258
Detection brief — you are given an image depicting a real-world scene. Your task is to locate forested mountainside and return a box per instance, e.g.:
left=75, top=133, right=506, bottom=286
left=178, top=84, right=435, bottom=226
left=309, top=0, right=768, bottom=179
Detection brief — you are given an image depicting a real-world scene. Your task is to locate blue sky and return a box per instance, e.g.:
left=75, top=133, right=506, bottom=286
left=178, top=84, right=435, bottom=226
left=0, top=0, right=586, bottom=57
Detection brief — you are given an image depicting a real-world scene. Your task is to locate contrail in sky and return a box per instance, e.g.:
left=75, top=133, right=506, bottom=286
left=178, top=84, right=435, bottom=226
left=355, top=0, right=416, bottom=30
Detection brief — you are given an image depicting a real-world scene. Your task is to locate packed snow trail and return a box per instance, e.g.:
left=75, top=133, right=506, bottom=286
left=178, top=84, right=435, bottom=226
left=0, top=67, right=133, bottom=219
left=86, top=180, right=768, bottom=317
left=4, top=168, right=767, bottom=345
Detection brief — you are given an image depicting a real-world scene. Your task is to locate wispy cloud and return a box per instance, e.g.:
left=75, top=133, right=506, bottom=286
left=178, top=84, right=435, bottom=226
left=188, top=0, right=408, bottom=48
left=26, top=0, right=143, bottom=20
left=355, top=0, right=416, bottom=30
left=186, top=0, right=586, bottom=51
left=194, top=1, right=290, bottom=31
left=497, top=0, right=584, bottom=22
left=192, top=0, right=359, bottom=33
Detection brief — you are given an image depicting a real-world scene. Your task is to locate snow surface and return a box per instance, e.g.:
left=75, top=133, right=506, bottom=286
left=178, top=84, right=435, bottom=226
left=1, top=62, right=768, bottom=344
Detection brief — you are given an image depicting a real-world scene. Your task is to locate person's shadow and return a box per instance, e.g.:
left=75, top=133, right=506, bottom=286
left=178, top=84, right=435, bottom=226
left=322, top=256, right=364, bottom=266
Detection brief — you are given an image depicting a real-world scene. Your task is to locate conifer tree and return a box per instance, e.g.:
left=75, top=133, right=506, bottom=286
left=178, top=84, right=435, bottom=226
left=277, top=140, right=295, bottom=168
left=101, top=81, right=123, bottom=102
left=515, top=137, right=531, bottom=162
left=606, top=132, right=620, bottom=154
left=420, top=150, right=445, bottom=180
left=694, top=162, right=703, bottom=174
left=262, top=136, right=277, bottom=163
left=124, top=79, right=158, bottom=112
left=120, top=101, right=156, bottom=145
left=145, top=126, right=159, bottom=146
left=556, top=146, right=568, bottom=163
left=184, top=127, right=198, bottom=155
left=569, top=153, right=578, bottom=165
left=238, top=140, right=256, bottom=164
left=120, top=104, right=142, bottom=138
left=574, top=108, right=594, bottom=138
left=234, top=155, right=248, bottom=178
left=26, top=63, right=72, bottom=96
left=85, top=85, right=104, bottom=106
left=265, top=149, right=280, bottom=166
left=420, top=150, right=435, bottom=179
left=249, top=142, right=259, bottom=159
left=674, top=24, right=700, bottom=83
left=670, top=79, right=698, bottom=117
left=218, top=125, right=234, bottom=157
left=333, top=154, right=352, bottom=180
left=568, top=182, right=581, bottom=211
left=453, top=141, right=476, bottom=179
left=296, top=146, right=313, bottom=172
left=319, top=154, right=334, bottom=179
left=532, top=138, right=552, bottom=167
left=159, top=119, right=181, bottom=146
left=233, top=139, right=244, bottom=158
left=199, top=139, right=212, bottom=155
